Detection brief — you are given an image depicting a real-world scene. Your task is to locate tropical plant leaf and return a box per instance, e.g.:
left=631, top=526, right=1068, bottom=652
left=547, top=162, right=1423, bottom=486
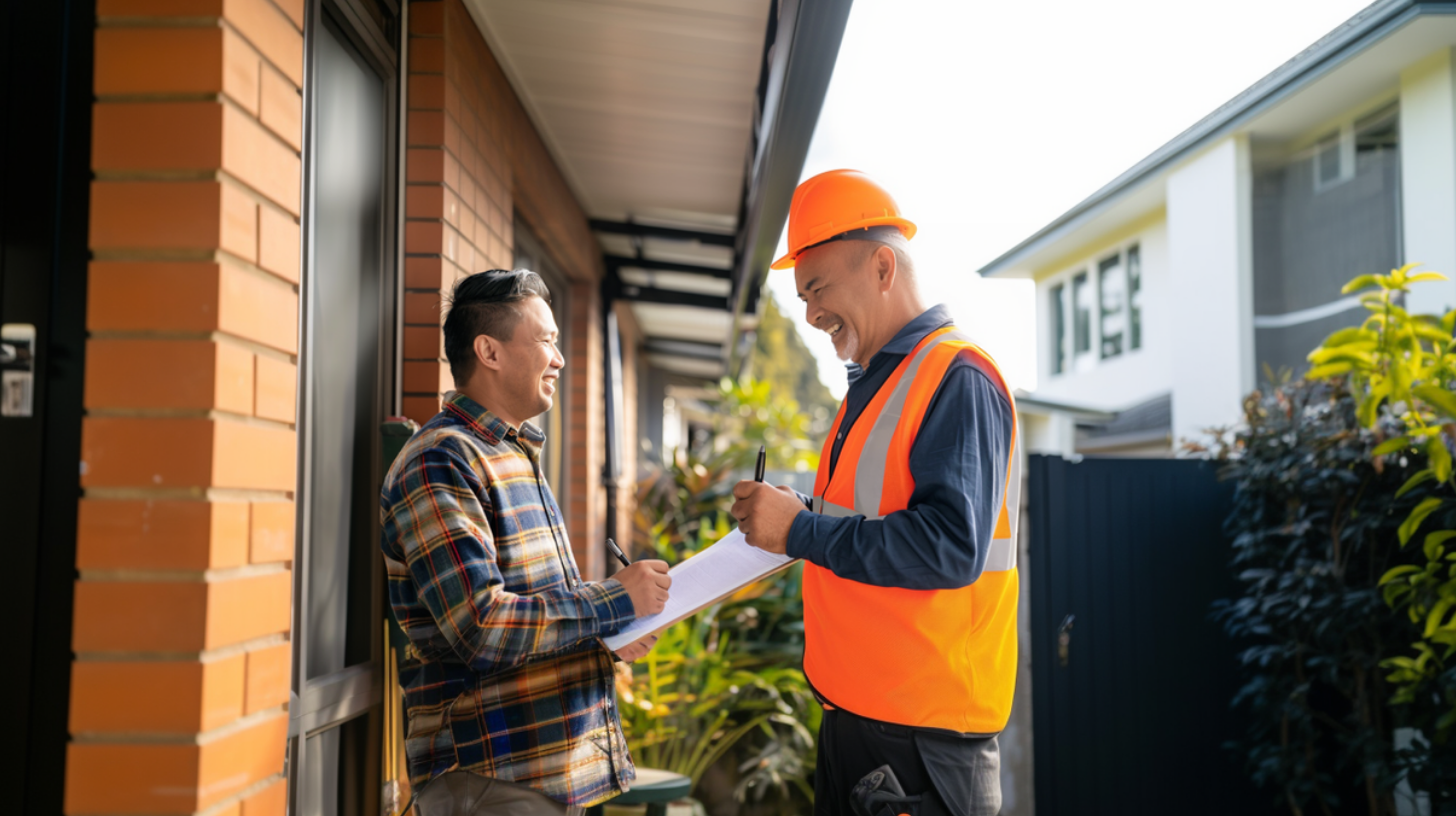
left=1342, top=274, right=1381, bottom=294
left=1407, top=272, right=1450, bottom=284
left=1380, top=565, right=1422, bottom=585
left=1429, top=433, right=1453, bottom=483
left=1397, top=469, right=1437, bottom=498
left=1414, top=384, right=1456, bottom=419
left=1400, top=497, right=1445, bottom=546
left=1307, top=361, right=1355, bottom=380
left=1425, top=530, right=1456, bottom=562
left=1372, top=436, right=1411, bottom=456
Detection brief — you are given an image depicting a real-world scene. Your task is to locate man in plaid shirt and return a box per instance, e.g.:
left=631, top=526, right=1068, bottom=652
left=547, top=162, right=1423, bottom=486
left=381, top=269, right=672, bottom=815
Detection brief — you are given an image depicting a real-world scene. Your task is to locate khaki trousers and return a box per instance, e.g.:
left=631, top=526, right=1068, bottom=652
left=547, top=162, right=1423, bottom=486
left=412, top=771, right=585, bottom=816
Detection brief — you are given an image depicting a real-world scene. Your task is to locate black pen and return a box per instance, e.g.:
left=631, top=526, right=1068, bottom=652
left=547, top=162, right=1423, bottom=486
left=754, top=444, right=766, bottom=482
left=607, top=537, right=631, bottom=568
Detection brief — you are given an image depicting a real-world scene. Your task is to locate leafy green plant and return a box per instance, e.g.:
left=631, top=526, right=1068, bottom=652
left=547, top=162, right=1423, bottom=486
left=613, top=596, right=817, bottom=801
left=1209, top=374, right=1426, bottom=814
left=1305, top=265, right=1456, bottom=740
left=712, top=376, right=822, bottom=475
left=622, top=374, right=824, bottom=812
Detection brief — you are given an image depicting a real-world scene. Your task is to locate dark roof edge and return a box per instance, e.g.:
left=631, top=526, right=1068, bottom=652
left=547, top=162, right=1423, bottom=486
left=726, top=0, right=856, bottom=374
left=977, top=0, right=1456, bottom=278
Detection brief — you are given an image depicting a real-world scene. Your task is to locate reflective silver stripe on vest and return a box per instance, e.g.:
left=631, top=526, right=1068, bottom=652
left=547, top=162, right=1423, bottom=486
left=815, top=330, right=1019, bottom=573
left=997, top=443, right=1022, bottom=571
left=815, top=498, right=859, bottom=518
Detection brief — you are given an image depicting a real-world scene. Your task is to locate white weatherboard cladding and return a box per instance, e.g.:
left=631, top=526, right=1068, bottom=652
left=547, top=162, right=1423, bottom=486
left=1031, top=221, right=1172, bottom=413
left=1167, top=137, right=1255, bottom=446
left=1401, top=47, right=1456, bottom=315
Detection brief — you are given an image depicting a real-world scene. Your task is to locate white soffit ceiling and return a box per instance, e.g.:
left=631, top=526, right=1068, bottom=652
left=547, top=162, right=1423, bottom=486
left=465, top=0, right=773, bottom=230
left=1245, top=16, right=1456, bottom=143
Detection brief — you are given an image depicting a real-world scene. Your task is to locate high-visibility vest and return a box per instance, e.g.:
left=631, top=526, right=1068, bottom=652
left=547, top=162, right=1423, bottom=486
left=805, top=326, right=1020, bottom=734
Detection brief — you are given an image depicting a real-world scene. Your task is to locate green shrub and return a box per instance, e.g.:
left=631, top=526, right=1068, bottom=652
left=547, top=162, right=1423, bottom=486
left=1210, top=374, right=1428, bottom=813
left=621, top=377, right=822, bottom=813
left=1214, top=264, right=1456, bottom=814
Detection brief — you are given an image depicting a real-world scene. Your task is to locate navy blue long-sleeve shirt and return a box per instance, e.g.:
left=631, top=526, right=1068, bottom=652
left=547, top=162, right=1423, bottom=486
left=787, top=305, right=1013, bottom=591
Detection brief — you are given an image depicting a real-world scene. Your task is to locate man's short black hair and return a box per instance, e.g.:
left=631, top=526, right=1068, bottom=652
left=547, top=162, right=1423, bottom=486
left=443, top=268, right=552, bottom=383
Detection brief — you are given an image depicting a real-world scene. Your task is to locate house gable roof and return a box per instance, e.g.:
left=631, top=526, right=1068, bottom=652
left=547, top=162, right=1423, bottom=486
left=978, top=0, right=1456, bottom=279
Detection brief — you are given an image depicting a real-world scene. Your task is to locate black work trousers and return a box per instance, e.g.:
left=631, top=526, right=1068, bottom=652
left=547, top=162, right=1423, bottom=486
left=813, top=708, right=1002, bottom=816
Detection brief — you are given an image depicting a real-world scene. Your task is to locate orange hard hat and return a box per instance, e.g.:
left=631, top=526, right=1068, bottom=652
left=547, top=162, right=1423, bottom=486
left=770, top=169, right=916, bottom=270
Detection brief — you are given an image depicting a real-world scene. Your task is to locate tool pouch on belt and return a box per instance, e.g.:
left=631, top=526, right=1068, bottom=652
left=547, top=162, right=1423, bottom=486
left=850, top=765, right=923, bottom=816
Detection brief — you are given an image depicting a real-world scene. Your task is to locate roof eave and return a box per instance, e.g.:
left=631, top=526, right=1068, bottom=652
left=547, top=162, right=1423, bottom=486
left=725, top=0, right=856, bottom=374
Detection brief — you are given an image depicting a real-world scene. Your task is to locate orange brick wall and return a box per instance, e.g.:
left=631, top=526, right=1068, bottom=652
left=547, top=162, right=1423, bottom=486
left=404, top=0, right=608, bottom=578
left=71, top=0, right=302, bottom=813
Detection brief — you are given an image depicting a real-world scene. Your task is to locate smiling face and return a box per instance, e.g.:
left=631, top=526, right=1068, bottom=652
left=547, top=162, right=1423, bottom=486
left=794, top=240, right=884, bottom=364
left=477, top=295, right=564, bottom=426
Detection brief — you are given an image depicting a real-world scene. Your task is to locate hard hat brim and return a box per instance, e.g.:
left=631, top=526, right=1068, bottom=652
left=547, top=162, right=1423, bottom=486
left=769, top=217, right=917, bottom=271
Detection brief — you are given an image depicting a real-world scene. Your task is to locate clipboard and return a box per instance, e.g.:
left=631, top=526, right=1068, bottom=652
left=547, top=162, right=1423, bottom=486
left=603, top=528, right=798, bottom=651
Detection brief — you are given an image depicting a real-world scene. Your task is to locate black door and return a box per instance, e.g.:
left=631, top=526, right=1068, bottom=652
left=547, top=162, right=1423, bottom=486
left=0, top=2, right=93, bottom=813
left=1027, top=455, right=1268, bottom=815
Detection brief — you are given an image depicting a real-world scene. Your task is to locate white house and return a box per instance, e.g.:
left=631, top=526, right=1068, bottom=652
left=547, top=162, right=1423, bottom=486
left=982, top=0, right=1456, bottom=456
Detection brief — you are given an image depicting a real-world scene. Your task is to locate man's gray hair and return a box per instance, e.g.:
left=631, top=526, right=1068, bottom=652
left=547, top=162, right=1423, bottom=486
left=857, top=230, right=917, bottom=295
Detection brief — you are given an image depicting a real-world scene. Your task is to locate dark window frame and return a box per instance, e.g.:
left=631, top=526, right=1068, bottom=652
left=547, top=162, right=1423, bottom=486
left=287, top=1, right=401, bottom=814
left=1050, top=282, right=1066, bottom=375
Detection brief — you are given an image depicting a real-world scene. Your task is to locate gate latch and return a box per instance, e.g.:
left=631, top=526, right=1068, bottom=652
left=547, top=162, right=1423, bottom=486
left=1, top=323, right=36, bottom=418
left=1057, top=614, right=1076, bottom=668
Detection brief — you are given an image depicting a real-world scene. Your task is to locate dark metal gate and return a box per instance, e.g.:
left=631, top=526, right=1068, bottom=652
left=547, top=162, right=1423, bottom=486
left=1027, top=455, right=1268, bottom=815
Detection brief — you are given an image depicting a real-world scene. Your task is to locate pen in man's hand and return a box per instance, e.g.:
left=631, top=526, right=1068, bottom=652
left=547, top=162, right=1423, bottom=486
left=754, top=445, right=766, bottom=483
left=607, top=537, right=631, bottom=569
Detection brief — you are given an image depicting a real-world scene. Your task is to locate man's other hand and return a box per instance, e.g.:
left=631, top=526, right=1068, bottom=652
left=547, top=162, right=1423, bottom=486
left=730, top=481, right=803, bottom=555
left=614, top=633, right=659, bottom=663
left=616, top=559, right=671, bottom=617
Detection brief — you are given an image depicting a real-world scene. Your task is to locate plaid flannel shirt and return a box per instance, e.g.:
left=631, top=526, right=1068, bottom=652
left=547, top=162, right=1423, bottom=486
left=380, top=392, right=637, bottom=807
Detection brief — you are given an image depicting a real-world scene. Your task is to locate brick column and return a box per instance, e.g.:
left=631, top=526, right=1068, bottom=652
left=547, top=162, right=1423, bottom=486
left=404, top=0, right=609, bottom=579
left=402, top=0, right=514, bottom=425
left=68, top=1, right=303, bottom=814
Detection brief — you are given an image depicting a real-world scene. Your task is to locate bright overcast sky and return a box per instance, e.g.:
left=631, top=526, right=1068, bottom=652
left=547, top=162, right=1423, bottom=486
left=766, top=0, right=1375, bottom=399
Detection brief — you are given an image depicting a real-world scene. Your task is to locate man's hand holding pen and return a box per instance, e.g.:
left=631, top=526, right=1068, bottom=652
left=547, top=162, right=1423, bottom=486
left=730, top=481, right=804, bottom=555
left=605, top=536, right=670, bottom=662
left=730, top=447, right=803, bottom=555
left=613, top=558, right=672, bottom=617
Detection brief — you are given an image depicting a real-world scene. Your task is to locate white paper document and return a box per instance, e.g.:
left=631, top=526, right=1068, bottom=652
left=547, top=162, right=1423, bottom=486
left=602, top=529, right=796, bottom=651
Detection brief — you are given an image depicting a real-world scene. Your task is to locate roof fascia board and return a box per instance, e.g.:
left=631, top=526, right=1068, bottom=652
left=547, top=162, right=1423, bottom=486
left=1024, top=206, right=1166, bottom=283
left=979, top=0, right=1455, bottom=278
left=726, top=0, right=855, bottom=372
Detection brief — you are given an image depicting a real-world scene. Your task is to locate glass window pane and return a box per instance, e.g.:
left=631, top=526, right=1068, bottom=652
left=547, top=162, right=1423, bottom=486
left=1073, top=271, right=1092, bottom=367
left=1098, top=253, right=1124, bottom=359
left=1051, top=283, right=1065, bottom=375
left=1128, top=245, right=1142, bottom=351
left=1316, top=132, right=1341, bottom=188
left=307, top=17, right=386, bottom=681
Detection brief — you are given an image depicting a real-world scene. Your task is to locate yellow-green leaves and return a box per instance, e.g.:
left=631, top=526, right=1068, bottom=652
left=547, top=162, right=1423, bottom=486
left=1342, top=274, right=1382, bottom=294
left=1399, top=497, right=1444, bottom=546
left=1429, top=434, right=1454, bottom=482
left=1407, top=271, right=1450, bottom=285
left=1311, top=264, right=1456, bottom=741
left=1415, top=385, right=1456, bottom=420
left=1424, top=530, right=1456, bottom=562
left=1423, top=597, right=1455, bottom=639
left=1373, top=436, right=1412, bottom=456
left=1398, top=469, right=1437, bottom=498
left=1357, top=378, right=1390, bottom=429
left=1322, top=326, right=1379, bottom=347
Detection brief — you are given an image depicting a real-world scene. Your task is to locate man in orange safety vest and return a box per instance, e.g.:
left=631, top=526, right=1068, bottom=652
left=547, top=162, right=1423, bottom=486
left=731, top=169, right=1019, bottom=816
